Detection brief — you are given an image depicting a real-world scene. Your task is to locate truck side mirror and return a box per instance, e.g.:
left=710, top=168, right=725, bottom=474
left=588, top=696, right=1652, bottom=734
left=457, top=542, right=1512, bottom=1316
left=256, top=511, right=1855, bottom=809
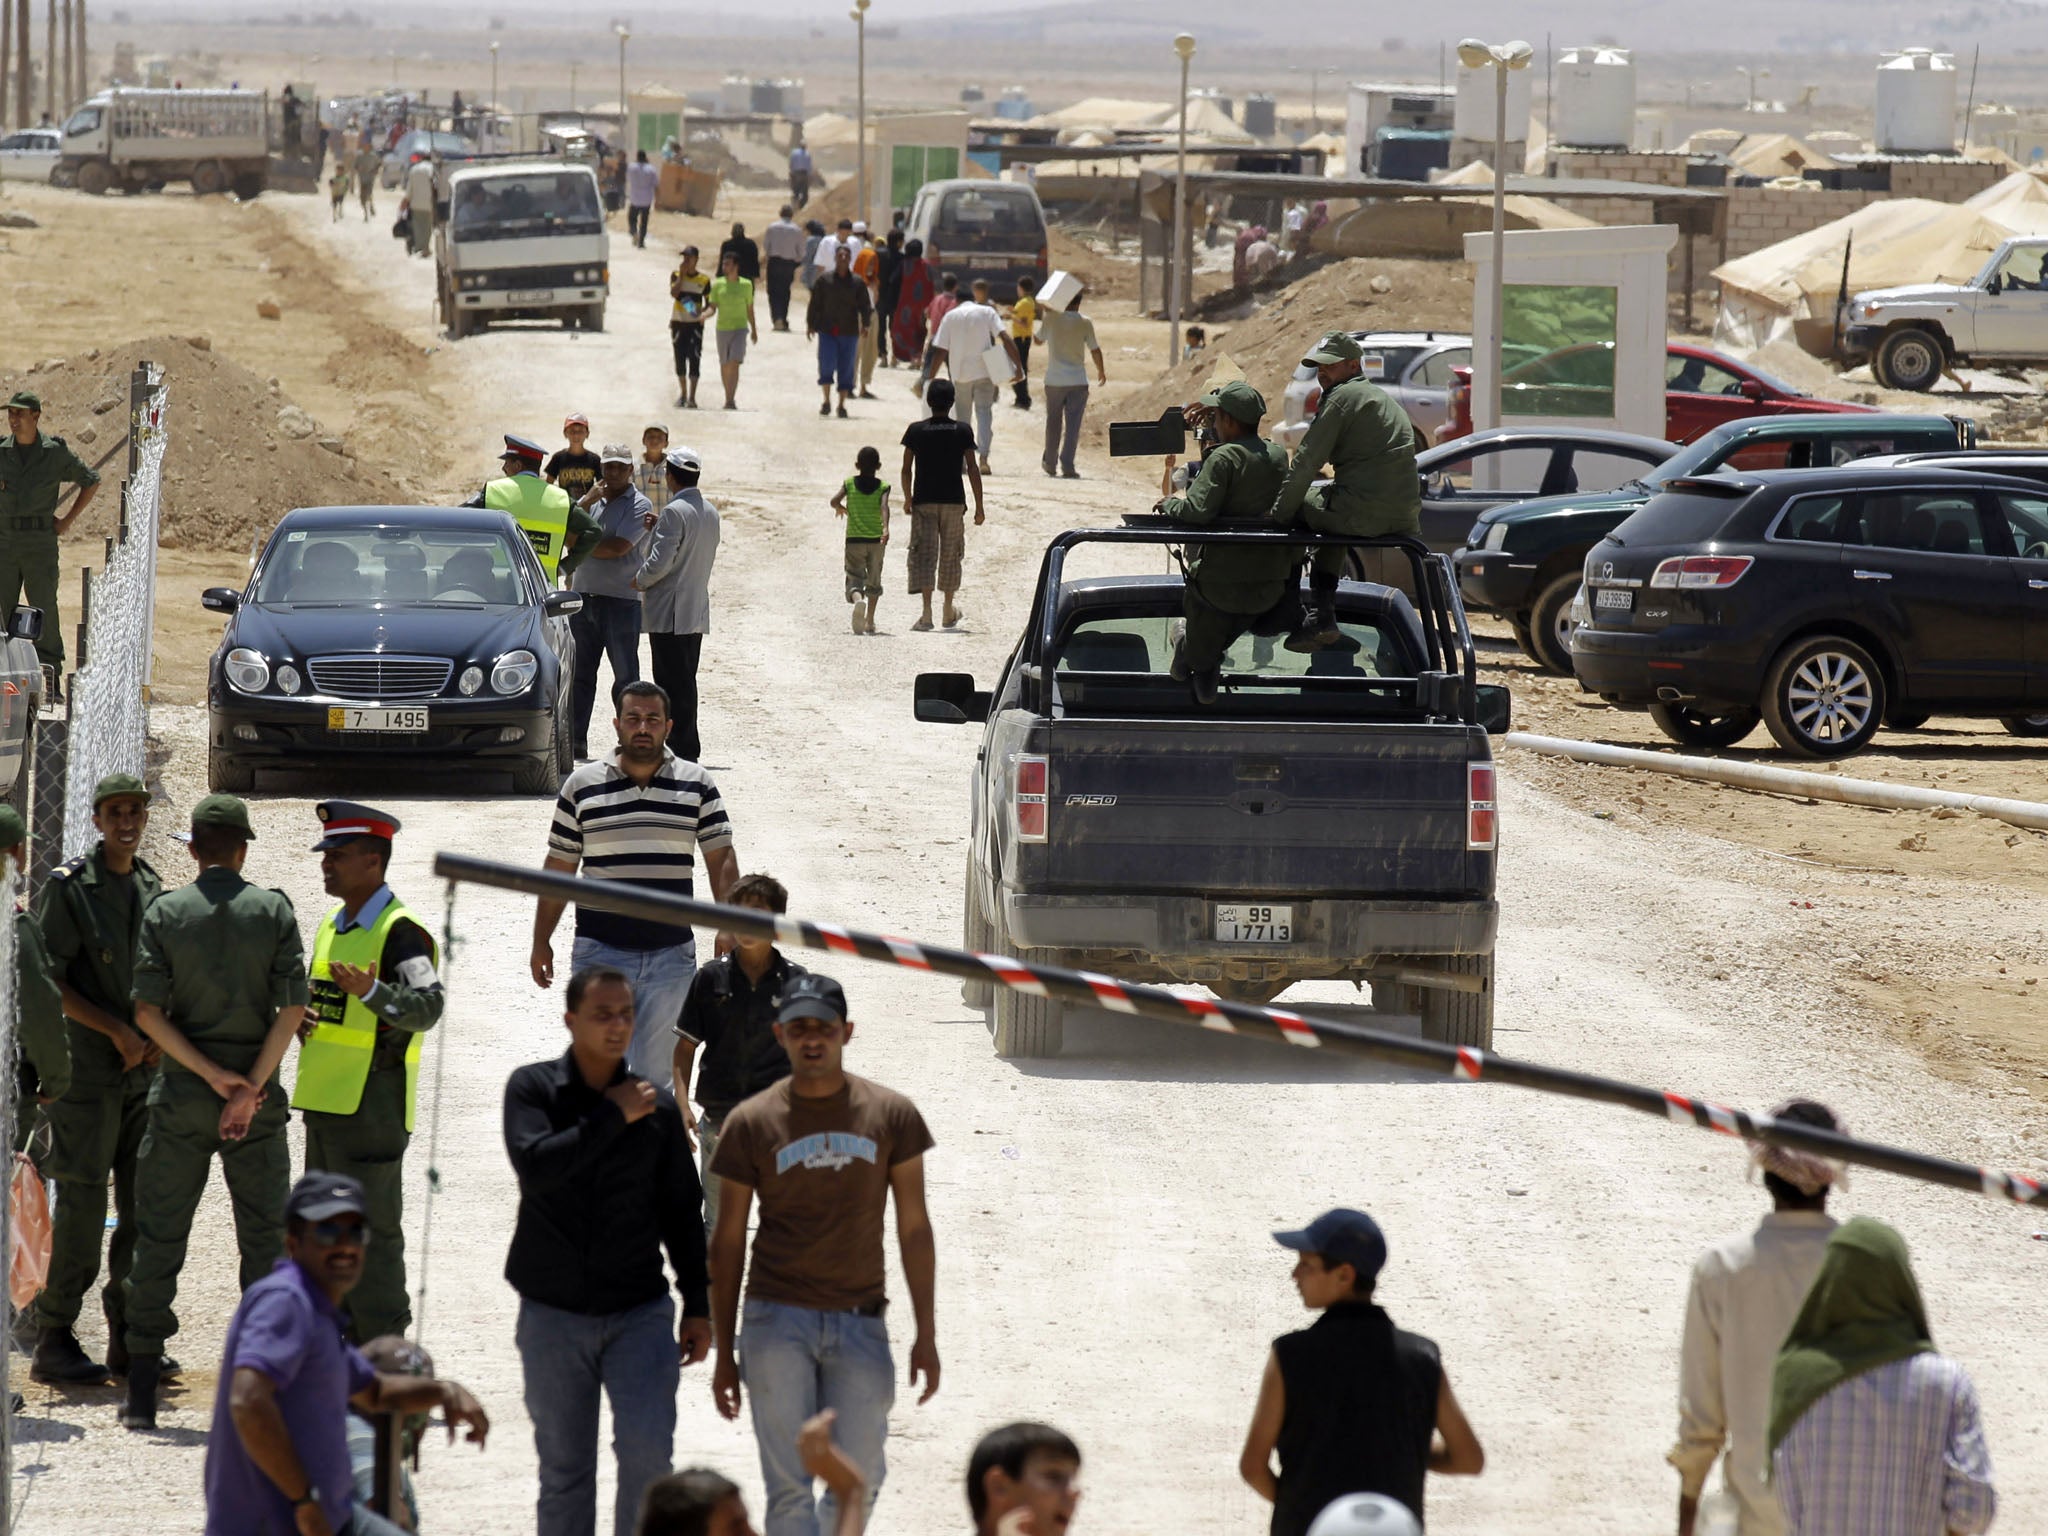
left=915, top=671, right=989, bottom=724
left=1475, top=684, right=1512, bottom=734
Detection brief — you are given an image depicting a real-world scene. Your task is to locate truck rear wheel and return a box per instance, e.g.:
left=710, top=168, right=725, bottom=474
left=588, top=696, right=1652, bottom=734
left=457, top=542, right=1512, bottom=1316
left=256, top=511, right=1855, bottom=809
left=1874, top=327, right=1944, bottom=392
left=988, top=907, right=1063, bottom=1058
left=961, top=856, right=994, bottom=1008
left=1411, top=954, right=1494, bottom=1050
left=76, top=160, right=111, bottom=196
left=191, top=159, right=227, bottom=196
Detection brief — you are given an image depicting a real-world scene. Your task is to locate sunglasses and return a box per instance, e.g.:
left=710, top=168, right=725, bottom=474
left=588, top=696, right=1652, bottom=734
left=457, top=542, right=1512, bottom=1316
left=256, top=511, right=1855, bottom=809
left=306, top=1218, right=370, bottom=1247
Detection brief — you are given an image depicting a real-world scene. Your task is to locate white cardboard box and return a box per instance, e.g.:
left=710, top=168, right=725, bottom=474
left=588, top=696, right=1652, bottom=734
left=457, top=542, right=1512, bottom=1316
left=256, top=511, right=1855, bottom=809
left=1037, top=268, right=1083, bottom=312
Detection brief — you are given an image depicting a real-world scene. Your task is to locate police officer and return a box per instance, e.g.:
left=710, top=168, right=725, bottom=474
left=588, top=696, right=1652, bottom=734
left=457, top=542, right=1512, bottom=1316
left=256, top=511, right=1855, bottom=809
left=122, top=794, right=308, bottom=1430
left=5, top=803, right=69, bottom=1146
left=1271, top=332, right=1421, bottom=651
left=1158, top=381, right=1293, bottom=705
left=1, top=389, right=101, bottom=682
left=29, top=773, right=162, bottom=1386
left=462, top=433, right=601, bottom=584
left=292, top=800, right=444, bottom=1343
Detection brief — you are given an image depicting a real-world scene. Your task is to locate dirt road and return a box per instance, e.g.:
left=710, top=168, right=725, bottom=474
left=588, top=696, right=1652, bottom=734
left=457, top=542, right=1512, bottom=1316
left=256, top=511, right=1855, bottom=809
left=12, top=188, right=2047, bottom=1534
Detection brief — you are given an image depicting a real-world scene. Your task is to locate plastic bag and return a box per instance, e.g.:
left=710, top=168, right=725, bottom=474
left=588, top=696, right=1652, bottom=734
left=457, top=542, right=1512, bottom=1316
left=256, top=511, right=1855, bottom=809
left=9, top=1154, right=52, bottom=1312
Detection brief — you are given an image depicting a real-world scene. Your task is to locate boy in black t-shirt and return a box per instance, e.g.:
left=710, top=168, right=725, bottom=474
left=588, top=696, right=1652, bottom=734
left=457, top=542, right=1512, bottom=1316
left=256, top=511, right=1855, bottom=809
left=546, top=413, right=603, bottom=503
left=898, top=378, right=985, bottom=632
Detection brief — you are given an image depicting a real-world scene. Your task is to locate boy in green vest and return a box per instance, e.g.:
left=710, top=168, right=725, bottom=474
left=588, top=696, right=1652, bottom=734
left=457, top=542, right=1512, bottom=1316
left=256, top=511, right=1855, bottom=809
left=830, top=446, right=892, bottom=635
left=292, top=800, right=444, bottom=1343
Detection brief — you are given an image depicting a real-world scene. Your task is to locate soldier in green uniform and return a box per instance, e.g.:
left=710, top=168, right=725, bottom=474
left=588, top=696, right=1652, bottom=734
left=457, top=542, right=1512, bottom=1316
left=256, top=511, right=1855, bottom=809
left=293, top=799, right=444, bottom=1343
left=121, top=793, right=308, bottom=1429
left=1157, top=381, right=1294, bottom=705
left=5, top=803, right=70, bottom=1145
left=1270, top=332, right=1421, bottom=652
left=1, top=390, right=102, bottom=678
left=29, top=773, right=164, bottom=1386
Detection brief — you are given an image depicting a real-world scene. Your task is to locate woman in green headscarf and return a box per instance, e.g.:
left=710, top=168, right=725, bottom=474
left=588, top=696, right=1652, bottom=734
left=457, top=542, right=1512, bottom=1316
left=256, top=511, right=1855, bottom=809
left=1767, top=1217, right=1996, bottom=1536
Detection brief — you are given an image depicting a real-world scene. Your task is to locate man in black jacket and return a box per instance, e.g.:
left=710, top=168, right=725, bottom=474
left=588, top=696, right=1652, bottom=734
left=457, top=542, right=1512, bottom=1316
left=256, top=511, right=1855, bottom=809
left=808, top=246, right=873, bottom=418
left=505, top=966, right=713, bottom=1536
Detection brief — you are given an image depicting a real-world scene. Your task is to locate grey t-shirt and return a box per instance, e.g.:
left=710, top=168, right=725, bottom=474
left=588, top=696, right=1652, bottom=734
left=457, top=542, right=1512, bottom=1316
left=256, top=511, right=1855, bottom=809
left=572, top=486, right=653, bottom=601
left=1039, top=310, right=1099, bottom=387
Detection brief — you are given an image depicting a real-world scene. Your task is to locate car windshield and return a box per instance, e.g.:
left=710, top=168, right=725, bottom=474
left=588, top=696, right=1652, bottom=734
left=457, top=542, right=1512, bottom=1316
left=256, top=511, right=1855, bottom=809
left=254, top=526, right=529, bottom=606
left=451, top=172, right=602, bottom=240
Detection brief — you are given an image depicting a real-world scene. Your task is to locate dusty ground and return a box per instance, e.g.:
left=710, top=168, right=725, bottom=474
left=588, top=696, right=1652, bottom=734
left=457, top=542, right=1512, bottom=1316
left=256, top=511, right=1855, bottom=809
left=8, top=183, right=2048, bottom=1535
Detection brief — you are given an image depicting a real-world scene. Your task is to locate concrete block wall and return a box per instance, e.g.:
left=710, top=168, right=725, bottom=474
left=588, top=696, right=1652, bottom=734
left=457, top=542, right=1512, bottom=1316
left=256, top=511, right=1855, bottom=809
left=1886, top=159, right=2004, bottom=201
left=1722, top=186, right=1876, bottom=259
left=1547, top=149, right=1697, bottom=188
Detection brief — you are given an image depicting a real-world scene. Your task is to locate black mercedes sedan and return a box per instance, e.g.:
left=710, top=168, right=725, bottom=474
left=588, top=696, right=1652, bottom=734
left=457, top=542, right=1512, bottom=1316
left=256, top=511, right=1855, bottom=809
left=1572, top=467, right=2048, bottom=758
left=204, top=506, right=581, bottom=793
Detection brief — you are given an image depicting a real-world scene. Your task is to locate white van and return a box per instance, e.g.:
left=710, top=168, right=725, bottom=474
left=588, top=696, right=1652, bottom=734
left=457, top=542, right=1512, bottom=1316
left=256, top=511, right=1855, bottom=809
left=904, top=179, right=1048, bottom=292
left=435, top=159, right=609, bottom=339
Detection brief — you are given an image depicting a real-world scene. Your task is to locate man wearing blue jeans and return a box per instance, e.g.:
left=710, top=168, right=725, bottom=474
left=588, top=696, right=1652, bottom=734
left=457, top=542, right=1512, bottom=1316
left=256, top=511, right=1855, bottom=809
left=710, top=974, right=940, bottom=1536
left=567, top=445, right=653, bottom=760
left=533, top=679, right=740, bottom=1089
left=505, top=967, right=714, bottom=1536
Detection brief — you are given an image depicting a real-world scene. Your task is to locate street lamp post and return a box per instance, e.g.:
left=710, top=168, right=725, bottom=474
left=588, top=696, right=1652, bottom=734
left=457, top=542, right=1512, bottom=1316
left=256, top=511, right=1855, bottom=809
left=615, top=25, right=629, bottom=148
left=852, top=0, right=870, bottom=231
left=1457, top=37, right=1533, bottom=434
left=569, top=59, right=578, bottom=112
left=489, top=39, right=499, bottom=119
left=1169, top=31, right=1194, bottom=363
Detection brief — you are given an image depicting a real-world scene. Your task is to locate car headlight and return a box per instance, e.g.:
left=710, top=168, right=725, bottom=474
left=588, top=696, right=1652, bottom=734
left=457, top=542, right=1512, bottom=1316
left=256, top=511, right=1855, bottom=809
left=225, top=647, right=270, bottom=694
left=491, top=649, right=538, bottom=695
left=275, top=664, right=301, bottom=695
left=1484, top=521, right=1510, bottom=551
left=459, top=665, right=484, bottom=695
left=1859, top=301, right=1882, bottom=319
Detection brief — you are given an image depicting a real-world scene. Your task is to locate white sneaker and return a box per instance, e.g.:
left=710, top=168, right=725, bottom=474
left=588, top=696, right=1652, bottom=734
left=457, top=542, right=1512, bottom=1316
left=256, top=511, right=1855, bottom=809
left=851, top=607, right=865, bottom=634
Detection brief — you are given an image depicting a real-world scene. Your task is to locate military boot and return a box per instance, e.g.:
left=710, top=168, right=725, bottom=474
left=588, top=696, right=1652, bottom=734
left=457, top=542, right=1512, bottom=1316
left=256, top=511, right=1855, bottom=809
left=120, top=1354, right=161, bottom=1430
left=30, top=1327, right=111, bottom=1385
left=104, top=1303, right=177, bottom=1378
left=1284, top=602, right=1342, bottom=653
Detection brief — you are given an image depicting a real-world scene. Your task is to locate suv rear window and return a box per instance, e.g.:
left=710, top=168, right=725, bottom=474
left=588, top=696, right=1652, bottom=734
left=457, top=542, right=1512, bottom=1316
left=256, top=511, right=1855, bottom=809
left=1611, top=489, right=1745, bottom=546
left=936, top=188, right=1043, bottom=240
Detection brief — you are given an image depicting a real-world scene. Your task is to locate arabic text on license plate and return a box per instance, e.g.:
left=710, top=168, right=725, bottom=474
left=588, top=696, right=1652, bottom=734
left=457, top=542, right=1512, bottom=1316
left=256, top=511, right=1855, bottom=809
left=1596, top=587, right=1633, bottom=611
left=507, top=289, right=553, bottom=304
left=328, top=707, right=429, bottom=733
left=1215, top=904, right=1293, bottom=943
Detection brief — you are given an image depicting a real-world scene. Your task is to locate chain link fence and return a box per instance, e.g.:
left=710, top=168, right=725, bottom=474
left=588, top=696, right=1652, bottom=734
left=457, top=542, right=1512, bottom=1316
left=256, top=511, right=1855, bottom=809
left=0, top=857, right=19, bottom=1528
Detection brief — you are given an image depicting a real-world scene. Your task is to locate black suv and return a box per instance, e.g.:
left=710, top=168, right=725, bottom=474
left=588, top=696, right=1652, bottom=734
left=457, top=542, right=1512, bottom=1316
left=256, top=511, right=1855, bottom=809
left=1571, top=467, right=2048, bottom=757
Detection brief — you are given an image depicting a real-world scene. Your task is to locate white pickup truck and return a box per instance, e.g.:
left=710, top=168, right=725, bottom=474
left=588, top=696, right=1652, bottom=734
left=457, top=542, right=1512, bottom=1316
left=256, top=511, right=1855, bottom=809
left=435, top=158, right=609, bottom=339
left=1844, top=236, right=2048, bottom=390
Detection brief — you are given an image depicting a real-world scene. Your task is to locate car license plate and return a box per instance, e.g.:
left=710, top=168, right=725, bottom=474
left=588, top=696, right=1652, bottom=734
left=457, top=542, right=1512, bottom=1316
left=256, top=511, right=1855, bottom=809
left=328, top=707, right=429, bottom=733
left=507, top=288, right=553, bottom=303
left=1215, top=904, right=1293, bottom=943
left=1595, top=587, right=1633, bottom=611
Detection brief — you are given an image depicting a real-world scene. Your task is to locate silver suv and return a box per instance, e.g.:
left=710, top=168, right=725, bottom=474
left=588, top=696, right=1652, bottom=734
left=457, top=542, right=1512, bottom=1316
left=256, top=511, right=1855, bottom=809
left=1276, top=331, right=1471, bottom=449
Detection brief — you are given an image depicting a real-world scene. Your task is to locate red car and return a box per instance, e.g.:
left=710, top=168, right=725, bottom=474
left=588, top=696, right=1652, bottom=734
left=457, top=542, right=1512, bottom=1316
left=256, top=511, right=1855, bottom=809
left=1440, top=342, right=1871, bottom=443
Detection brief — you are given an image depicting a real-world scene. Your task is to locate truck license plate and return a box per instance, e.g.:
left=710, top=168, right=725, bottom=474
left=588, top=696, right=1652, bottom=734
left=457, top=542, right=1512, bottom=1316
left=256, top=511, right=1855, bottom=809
left=1215, top=904, right=1292, bottom=943
left=507, top=289, right=553, bottom=303
left=328, top=707, right=429, bottom=733
left=1595, top=587, right=1633, bottom=611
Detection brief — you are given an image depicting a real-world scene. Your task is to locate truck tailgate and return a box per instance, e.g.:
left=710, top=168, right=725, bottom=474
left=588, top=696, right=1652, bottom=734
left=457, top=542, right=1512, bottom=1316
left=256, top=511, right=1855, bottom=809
left=1016, top=718, right=1490, bottom=898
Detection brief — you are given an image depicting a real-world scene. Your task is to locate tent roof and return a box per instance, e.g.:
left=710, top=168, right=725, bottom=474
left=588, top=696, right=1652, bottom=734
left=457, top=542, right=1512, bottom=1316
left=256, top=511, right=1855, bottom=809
left=1728, top=132, right=1836, bottom=178
left=1027, top=96, right=1173, bottom=130
left=801, top=111, right=859, bottom=148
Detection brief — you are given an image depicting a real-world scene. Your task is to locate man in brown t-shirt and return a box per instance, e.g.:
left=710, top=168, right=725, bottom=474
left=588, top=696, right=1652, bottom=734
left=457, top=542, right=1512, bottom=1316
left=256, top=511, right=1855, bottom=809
left=709, top=973, right=938, bottom=1536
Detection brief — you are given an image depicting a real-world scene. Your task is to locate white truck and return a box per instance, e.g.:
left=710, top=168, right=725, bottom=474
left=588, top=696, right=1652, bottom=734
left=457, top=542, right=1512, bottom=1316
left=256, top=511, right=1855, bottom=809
left=58, top=87, right=270, bottom=197
left=435, top=158, right=609, bottom=340
left=1843, top=236, right=2048, bottom=390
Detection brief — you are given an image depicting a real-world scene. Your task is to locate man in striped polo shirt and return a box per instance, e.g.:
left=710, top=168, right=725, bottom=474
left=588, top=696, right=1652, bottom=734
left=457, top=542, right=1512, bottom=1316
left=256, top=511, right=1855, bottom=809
left=533, top=679, right=740, bottom=1088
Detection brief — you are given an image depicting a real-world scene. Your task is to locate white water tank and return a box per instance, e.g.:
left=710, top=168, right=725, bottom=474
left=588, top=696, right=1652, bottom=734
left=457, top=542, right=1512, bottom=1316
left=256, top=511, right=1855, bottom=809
left=718, top=74, right=753, bottom=116
left=1553, top=45, right=1635, bottom=148
left=1454, top=59, right=1533, bottom=143
left=1874, top=48, right=1956, bottom=154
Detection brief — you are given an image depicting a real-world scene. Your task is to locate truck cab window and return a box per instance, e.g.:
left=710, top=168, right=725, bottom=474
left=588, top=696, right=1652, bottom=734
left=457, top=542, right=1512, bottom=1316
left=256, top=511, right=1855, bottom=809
left=63, top=107, right=100, bottom=135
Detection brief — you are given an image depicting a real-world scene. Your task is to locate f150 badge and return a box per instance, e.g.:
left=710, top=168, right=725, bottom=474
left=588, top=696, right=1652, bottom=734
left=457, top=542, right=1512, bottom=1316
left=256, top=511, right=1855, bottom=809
left=1065, top=794, right=1117, bottom=807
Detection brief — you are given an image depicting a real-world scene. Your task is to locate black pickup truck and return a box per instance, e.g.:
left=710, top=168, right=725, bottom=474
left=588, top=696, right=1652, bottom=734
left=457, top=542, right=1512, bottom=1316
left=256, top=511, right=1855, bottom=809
left=914, top=526, right=1509, bottom=1058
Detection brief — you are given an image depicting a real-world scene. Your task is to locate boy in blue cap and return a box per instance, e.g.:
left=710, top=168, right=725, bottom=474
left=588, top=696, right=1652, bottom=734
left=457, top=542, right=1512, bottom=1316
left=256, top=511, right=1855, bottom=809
left=1239, top=1208, right=1484, bottom=1534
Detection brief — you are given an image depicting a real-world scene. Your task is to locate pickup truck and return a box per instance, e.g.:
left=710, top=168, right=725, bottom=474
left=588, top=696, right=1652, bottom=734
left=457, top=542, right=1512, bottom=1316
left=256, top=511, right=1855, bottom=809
left=914, top=526, right=1509, bottom=1058
left=1844, top=236, right=2048, bottom=391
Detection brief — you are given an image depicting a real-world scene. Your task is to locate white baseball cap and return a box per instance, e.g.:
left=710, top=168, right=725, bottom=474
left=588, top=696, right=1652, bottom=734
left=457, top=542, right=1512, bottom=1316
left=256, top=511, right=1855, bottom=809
left=664, top=445, right=702, bottom=473
left=1306, top=1495, right=1421, bottom=1536
left=852, top=219, right=868, bottom=234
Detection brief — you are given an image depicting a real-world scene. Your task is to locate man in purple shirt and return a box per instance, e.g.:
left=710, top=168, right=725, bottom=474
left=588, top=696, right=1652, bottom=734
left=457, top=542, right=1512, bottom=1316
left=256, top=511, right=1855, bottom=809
left=207, top=1173, right=490, bottom=1536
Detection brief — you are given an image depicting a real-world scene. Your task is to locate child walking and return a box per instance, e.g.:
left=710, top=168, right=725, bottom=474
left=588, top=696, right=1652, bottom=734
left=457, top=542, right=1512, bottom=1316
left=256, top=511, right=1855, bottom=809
left=329, top=165, right=351, bottom=222
left=831, top=446, right=891, bottom=634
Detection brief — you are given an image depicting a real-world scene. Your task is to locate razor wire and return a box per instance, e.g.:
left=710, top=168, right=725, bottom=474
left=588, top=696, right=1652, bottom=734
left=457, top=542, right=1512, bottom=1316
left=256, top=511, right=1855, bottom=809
left=431, top=853, right=2048, bottom=1210
left=61, top=363, right=165, bottom=862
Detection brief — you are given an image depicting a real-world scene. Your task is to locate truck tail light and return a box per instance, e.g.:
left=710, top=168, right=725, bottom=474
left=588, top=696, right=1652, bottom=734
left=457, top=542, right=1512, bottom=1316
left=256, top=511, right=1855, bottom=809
left=1467, top=763, right=1496, bottom=851
left=1649, top=555, right=1753, bottom=590
left=1036, top=243, right=1048, bottom=271
left=1013, top=753, right=1048, bottom=843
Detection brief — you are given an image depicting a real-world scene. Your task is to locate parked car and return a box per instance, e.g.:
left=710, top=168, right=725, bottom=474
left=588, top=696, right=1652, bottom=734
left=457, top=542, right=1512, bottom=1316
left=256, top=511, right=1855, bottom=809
left=1572, top=466, right=2048, bottom=757
left=0, top=127, right=61, bottom=181
left=904, top=178, right=1048, bottom=291
left=1276, top=331, right=1473, bottom=448
left=1455, top=413, right=1975, bottom=673
left=1406, top=427, right=1676, bottom=552
left=1842, top=236, right=2048, bottom=391
left=382, top=128, right=474, bottom=188
left=1441, top=342, right=1873, bottom=444
left=203, top=506, right=582, bottom=793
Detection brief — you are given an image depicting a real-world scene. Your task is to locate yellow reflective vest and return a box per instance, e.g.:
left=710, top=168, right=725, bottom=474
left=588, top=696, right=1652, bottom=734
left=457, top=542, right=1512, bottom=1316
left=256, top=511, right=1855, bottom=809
left=291, top=898, right=436, bottom=1131
left=485, top=472, right=573, bottom=578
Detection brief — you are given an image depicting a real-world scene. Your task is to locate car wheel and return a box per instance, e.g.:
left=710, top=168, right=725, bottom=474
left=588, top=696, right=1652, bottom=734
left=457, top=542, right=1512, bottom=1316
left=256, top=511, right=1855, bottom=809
left=1999, top=712, right=2048, bottom=738
left=1402, top=953, right=1494, bottom=1050
left=190, top=159, right=227, bottom=196
left=512, top=749, right=560, bottom=795
left=1648, top=702, right=1761, bottom=749
left=988, top=905, right=1063, bottom=1059
left=961, top=855, right=995, bottom=1008
left=1526, top=573, right=1580, bottom=675
left=1761, top=635, right=1885, bottom=758
left=207, top=745, right=255, bottom=793
left=1884, top=711, right=1930, bottom=731
left=1874, top=327, right=1944, bottom=392
left=76, top=160, right=111, bottom=195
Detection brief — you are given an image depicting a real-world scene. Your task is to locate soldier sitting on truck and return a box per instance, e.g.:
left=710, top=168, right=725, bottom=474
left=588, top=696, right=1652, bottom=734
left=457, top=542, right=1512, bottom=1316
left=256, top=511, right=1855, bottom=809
left=1156, top=381, right=1294, bottom=705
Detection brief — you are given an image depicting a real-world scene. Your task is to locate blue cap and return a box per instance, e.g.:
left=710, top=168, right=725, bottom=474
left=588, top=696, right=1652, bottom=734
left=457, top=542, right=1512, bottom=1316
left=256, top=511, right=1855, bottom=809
left=1273, top=1208, right=1387, bottom=1284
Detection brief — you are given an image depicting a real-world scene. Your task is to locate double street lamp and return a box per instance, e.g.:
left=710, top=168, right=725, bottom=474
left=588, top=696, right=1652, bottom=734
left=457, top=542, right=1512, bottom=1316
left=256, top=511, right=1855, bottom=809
left=852, top=0, right=871, bottom=230
left=489, top=39, right=499, bottom=116
left=1456, top=36, right=1532, bottom=433
left=1169, top=32, right=1195, bottom=363
left=616, top=25, right=630, bottom=147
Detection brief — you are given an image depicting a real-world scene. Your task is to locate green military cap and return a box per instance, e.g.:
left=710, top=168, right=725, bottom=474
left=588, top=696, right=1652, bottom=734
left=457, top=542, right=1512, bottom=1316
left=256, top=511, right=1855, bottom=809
left=189, top=792, right=256, bottom=838
left=5, top=390, right=42, bottom=412
left=1302, top=331, right=1363, bottom=366
left=94, top=771, right=149, bottom=808
left=1199, top=380, right=1267, bottom=426
left=0, top=805, right=24, bottom=846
